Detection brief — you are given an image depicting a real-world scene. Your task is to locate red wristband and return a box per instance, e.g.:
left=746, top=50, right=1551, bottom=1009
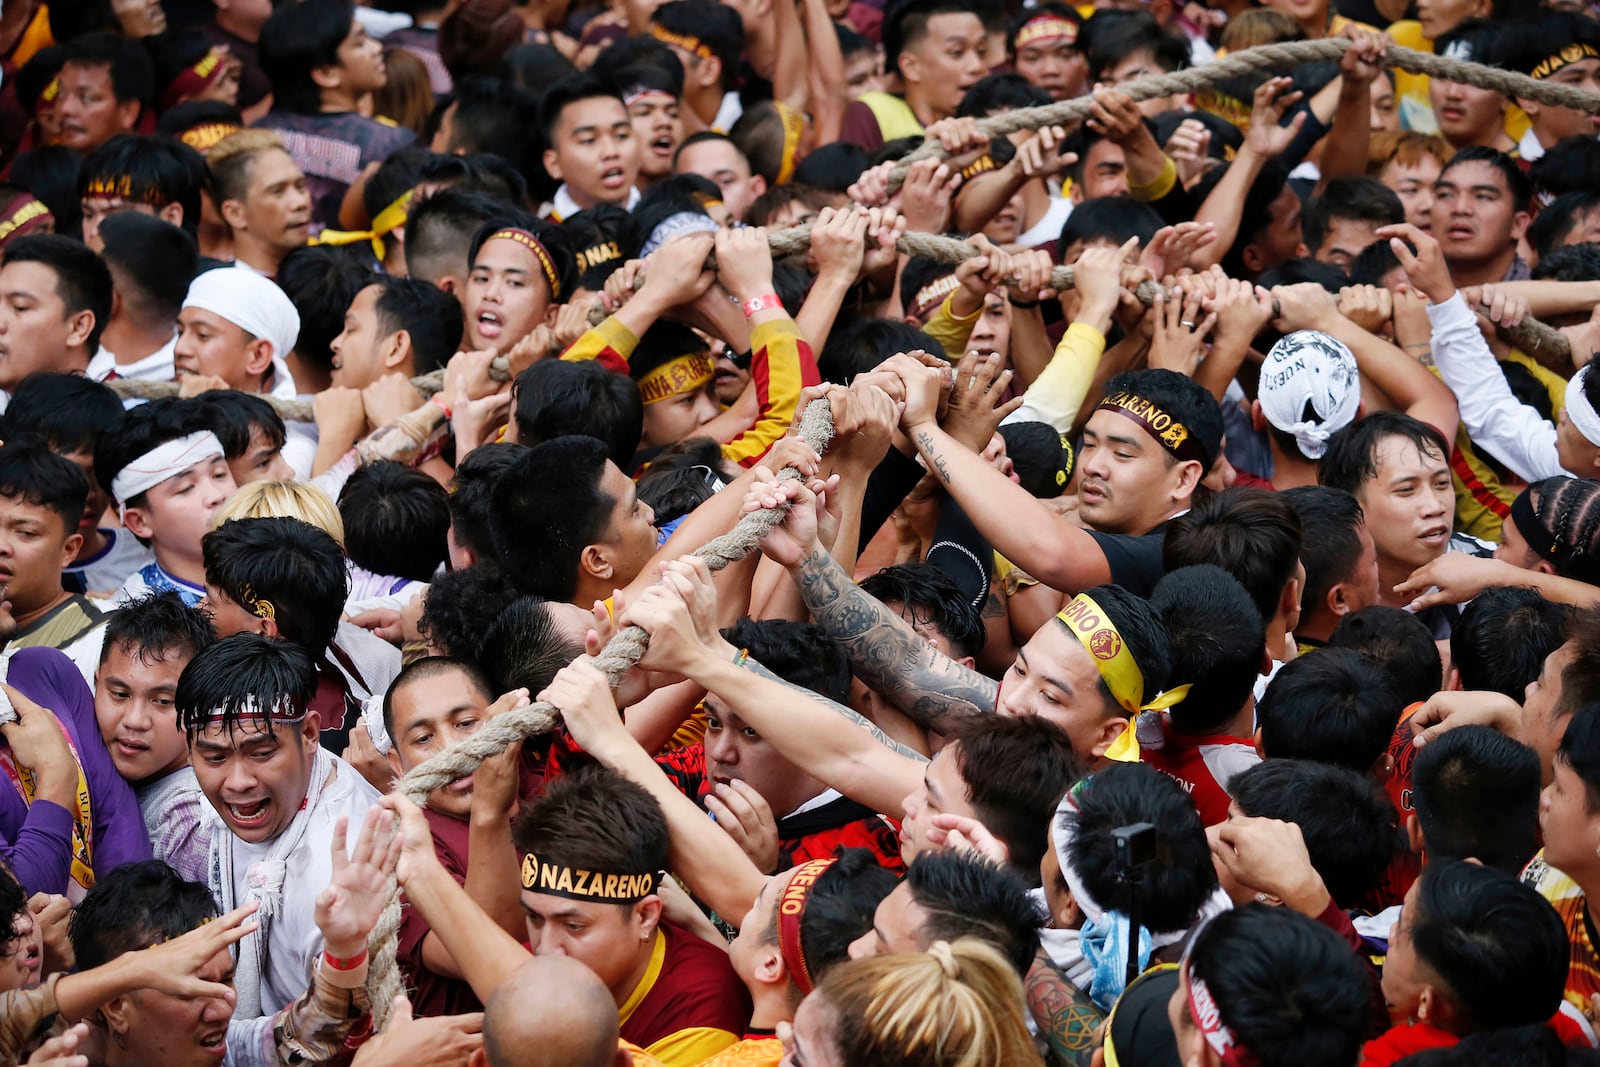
left=429, top=395, right=453, bottom=420
left=323, top=949, right=368, bottom=971
left=741, top=293, right=782, bottom=318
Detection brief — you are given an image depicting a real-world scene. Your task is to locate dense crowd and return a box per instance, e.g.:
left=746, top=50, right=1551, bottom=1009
left=1, top=0, right=1600, bottom=1064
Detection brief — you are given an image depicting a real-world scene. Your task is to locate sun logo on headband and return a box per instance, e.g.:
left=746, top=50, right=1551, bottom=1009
left=1088, top=629, right=1122, bottom=662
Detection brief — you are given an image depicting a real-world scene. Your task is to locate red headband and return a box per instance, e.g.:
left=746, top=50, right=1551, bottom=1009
left=0, top=193, right=52, bottom=248
left=777, top=858, right=834, bottom=995
left=160, top=46, right=229, bottom=111
left=485, top=228, right=562, bottom=300
left=1186, top=969, right=1260, bottom=1067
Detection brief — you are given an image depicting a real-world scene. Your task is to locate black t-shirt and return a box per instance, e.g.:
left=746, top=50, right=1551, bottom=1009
left=1087, top=524, right=1168, bottom=597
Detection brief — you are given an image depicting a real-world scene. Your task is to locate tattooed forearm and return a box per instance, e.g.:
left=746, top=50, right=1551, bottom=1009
left=793, top=548, right=998, bottom=734
left=915, top=430, right=953, bottom=485
left=1026, top=952, right=1103, bottom=1067
left=742, top=656, right=929, bottom=764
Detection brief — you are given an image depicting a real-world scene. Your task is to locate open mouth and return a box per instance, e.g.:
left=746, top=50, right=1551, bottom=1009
left=446, top=774, right=474, bottom=793
left=475, top=310, right=504, bottom=340
left=1445, top=225, right=1474, bottom=240
left=198, top=1030, right=226, bottom=1054
left=599, top=166, right=628, bottom=190
left=1081, top=483, right=1106, bottom=504
left=225, top=798, right=271, bottom=828
left=651, top=135, right=675, bottom=156
left=1418, top=526, right=1449, bottom=548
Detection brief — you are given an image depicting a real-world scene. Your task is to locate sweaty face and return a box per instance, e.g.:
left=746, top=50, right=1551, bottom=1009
left=1075, top=408, right=1188, bottom=535
left=1432, top=159, right=1527, bottom=266
left=522, top=892, right=654, bottom=996
left=0, top=493, right=76, bottom=617
left=464, top=236, right=557, bottom=353
left=629, top=92, right=684, bottom=181
left=231, top=149, right=313, bottom=256
left=547, top=96, right=642, bottom=211
left=175, top=308, right=263, bottom=391
left=1351, top=435, right=1453, bottom=574
left=998, top=623, right=1118, bottom=760
left=704, top=695, right=826, bottom=819
left=0, top=260, right=82, bottom=390
left=1540, top=753, right=1600, bottom=875
left=1379, top=155, right=1442, bottom=233
left=387, top=669, right=492, bottom=819
left=847, top=880, right=930, bottom=960
left=55, top=61, right=137, bottom=153
left=96, top=640, right=192, bottom=786
left=114, top=945, right=235, bottom=1066
left=901, top=13, right=987, bottom=117
left=190, top=717, right=319, bottom=844
left=330, top=284, right=397, bottom=389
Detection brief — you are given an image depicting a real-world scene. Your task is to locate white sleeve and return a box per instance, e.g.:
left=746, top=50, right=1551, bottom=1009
left=1427, top=293, right=1565, bottom=482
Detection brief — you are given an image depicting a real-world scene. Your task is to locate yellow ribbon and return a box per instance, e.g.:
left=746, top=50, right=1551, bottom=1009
left=313, top=189, right=414, bottom=262
left=1056, top=593, right=1189, bottom=762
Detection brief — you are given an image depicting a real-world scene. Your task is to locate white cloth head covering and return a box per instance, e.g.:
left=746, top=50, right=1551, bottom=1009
left=1258, top=330, right=1361, bottom=460
left=1565, top=365, right=1600, bottom=448
left=182, top=266, right=300, bottom=362
left=109, top=430, right=225, bottom=511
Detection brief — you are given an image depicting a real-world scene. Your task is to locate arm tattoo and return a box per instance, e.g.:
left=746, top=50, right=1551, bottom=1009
left=742, top=656, right=929, bottom=764
left=915, top=430, right=953, bottom=485
left=1026, top=951, right=1104, bottom=1067
left=794, top=548, right=998, bottom=734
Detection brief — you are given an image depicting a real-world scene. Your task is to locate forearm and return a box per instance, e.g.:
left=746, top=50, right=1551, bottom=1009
left=401, top=864, right=529, bottom=1004
left=1007, top=304, right=1053, bottom=390
left=312, top=428, right=363, bottom=478
left=770, top=0, right=808, bottom=110
left=720, top=319, right=820, bottom=468
left=1025, top=952, right=1103, bottom=1067
left=1317, top=82, right=1372, bottom=183
left=1196, top=332, right=1255, bottom=403
left=795, top=270, right=854, bottom=356
left=624, top=679, right=706, bottom=755
left=1193, top=149, right=1266, bottom=262
left=1120, top=132, right=1172, bottom=193
left=3, top=800, right=74, bottom=895
left=1005, top=321, right=1109, bottom=431
left=1325, top=315, right=1458, bottom=442
left=55, top=951, right=155, bottom=1020
left=952, top=165, right=1030, bottom=234
left=466, top=811, right=524, bottom=938
left=800, top=0, right=843, bottom=128
left=1476, top=280, right=1600, bottom=320
left=921, top=293, right=983, bottom=362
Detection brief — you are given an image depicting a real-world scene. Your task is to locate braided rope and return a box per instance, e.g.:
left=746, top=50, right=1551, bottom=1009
left=363, top=399, right=836, bottom=1024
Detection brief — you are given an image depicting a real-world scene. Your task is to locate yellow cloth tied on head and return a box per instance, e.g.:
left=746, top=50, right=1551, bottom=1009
left=313, top=189, right=414, bottom=262
left=1056, top=593, right=1189, bottom=763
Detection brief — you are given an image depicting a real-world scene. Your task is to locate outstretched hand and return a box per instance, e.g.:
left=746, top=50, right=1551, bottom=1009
left=316, top=807, right=404, bottom=959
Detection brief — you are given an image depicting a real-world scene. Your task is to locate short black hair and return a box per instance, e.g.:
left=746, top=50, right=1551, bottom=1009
left=417, top=561, right=518, bottom=661
left=407, top=189, right=520, bottom=292
left=382, top=655, right=495, bottom=741
left=100, top=590, right=218, bottom=670
left=1328, top=605, right=1442, bottom=706
left=1101, top=367, right=1225, bottom=474
left=490, top=436, right=620, bottom=601
left=560, top=204, right=637, bottom=293
left=511, top=764, right=668, bottom=898
left=1280, top=486, right=1367, bottom=622
left=1230, top=759, right=1402, bottom=908
left=1299, top=176, right=1403, bottom=256
left=0, top=438, right=88, bottom=530
left=1163, top=487, right=1302, bottom=625
left=477, top=593, right=584, bottom=696
left=653, top=0, right=747, bottom=92
left=536, top=72, right=627, bottom=145
left=175, top=632, right=318, bottom=738
left=3, top=373, right=123, bottom=455
left=198, top=390, right=287, bottom=463
left=957, top=72, right=1052, bottom=118
left=70, top=861, right=219, bottom=973
left=1408, top=860, right=1568, bottom=1031
left=634, top=438, right=725, bottom=526
left=2, top=234, right=113, bottom=355
left=442, top=75, right=543, bottom=181
left=998, top=421, right=1073, bottom=500
left=1059, top=196, right=1164, bottom=256
left=371, top=275, right=464, bottom=377
left=1186, top=905, right=1370, bottom=1067
left=502, top=42, right=580, bottom=94
left=1080, top=8, right=1188, bottom=84
left=63, top=33, right=155, bottom=108
left=338, top=462, right=450, bottom=583
left=858, top=562, right=987, bottom=662
left=98, top=212, right=199, bottom=326
left=1530, top=134, right=1600, bottom=203
left=202, top=517, right=349, bottom=655
left=1256, top=647, right=1400, bottom=772
left=0, top=864, right=26, bottom=964
left=11, top=148, right=85, bottom=243
left=1150, top=565, right=1266, bottom=735
left=1350, top=237, right=1404, bottom=287
left=275, top=245, right=381, bottom=375
left=1527, top=191, right=1600, bottom=261
left=79, top=134, right=206, bottom=239
left=903, top=851, right=1042, bottom=977
left=949, top=715, right=1085, bottom=880
left=448, top=443, right=526, bottom=563
left=513, top=359, right=643, bottom=470
left=722, top=617, right=850, bottom=704
left=817, top=316, right=939, bottom=384
left=1318, top=411, right=1450, bottom=497
left=1413, top=725, right=1541, bottom=874
left=1440, top=145, right=1533, bottom=215
left=93, top=397, right=214, bottom=506
left=1533, top=240, right=1600, bottom=283
left=791, top=142, right=869, bottom=193
left=1450, top=587, right=1570, bottom=700
left=154, top=99, right=245, bottom=141
left=1063, top=761, right=1217, bottom=932
left=259, top=0, right=356, bottom=115
left=883, top=0, right=977, bottom=79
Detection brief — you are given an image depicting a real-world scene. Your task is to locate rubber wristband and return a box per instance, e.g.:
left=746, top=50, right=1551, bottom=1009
left=323, top=949, right=368, bottom=971
left=741, top=293, right=782, bottom=318
left=429, top=395, right=453, bottom=421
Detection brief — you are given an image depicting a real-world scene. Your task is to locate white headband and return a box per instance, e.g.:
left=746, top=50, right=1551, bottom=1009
left=110, top=431, right=225, bottom=511
left=1257, top=330, right=1361, bottom=461
left=1566, top=365, right=1600, bottom=449
left=362, top=693, right=394, bottom=755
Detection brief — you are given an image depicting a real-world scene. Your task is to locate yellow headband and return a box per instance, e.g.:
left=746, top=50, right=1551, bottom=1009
left=638, top=353, right=714, bottom=405
left=1056, top=593, right=1188, bottom=762
left=1532, top=42, right=1600, bottom=81
left=1013, top=15, right=1078, bottom=51
left=179, top=122, right=243, bottom=155
left=776, top=101, right=804, bottom=185
left=651, top=25, right=714, bottom=61
left=83, top=173, right=167, bottom=206
left=486, top=228, right=562, bottom=300
left=314, top=189, right=414, bottom=261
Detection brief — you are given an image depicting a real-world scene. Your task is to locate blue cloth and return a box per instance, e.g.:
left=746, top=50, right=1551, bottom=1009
left=1080, top=910, right=1154, bottom=1011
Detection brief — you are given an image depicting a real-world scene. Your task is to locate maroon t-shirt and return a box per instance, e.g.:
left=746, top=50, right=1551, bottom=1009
left=397, top=807, right=482, bottom=1017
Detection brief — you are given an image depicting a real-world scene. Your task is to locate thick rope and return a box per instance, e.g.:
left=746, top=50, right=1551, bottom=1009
left=363, top=399, right=837, bottom=1024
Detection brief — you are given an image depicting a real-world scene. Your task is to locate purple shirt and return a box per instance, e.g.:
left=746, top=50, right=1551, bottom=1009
left=0, top=647, right=152, bottom=896
left=253, top=110, right=418, bottom=229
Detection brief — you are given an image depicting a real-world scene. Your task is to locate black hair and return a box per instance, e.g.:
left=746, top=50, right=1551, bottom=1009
left=1409, top=860, right=1568, bottom=1031
left=1530, top=135, right=1600, bottom=203
left=1319, top=411, right=1450, bottom=497
left=338, top=461, right=450, bottom=583
left=903, top=851, right=1043, bottom=978
left=1256, top=648, right=1400, bottom=772
left=467, top=210, right=576, bottom=302
left=1280, top=486, right=1367, bottom=625
left=513, top=359, right=644, bottom=470
left=1451, top=586, right=1571, bottom=700
left=883, top=0, right=978, bottom=77
left=381, top=655, right=496, bottom=740
left=100, top=590, right=218, bottom=671
left=0, top=864, right=26, bottom=961
left=1534, top=241, right=1600, bottom=283
left=1163, top=488, right=1302, bottom=625
left=2, top=234, right=113, bottom=356
left=93, top=397, right=214, bottom=506
left=1350, top=237, right=1404, bottom=287
left=10, top=147, right=84, bottom=242
left=561, top=204, right=638, bottom=293
left=721, top=617, right=850, bottom=704
left=371, top=275, right=464, bottom=377
left=406, top=187, right=518, bottom=288
left=16, top=46, right=66, bottom=116
left=1440, top=145, right=1533, bottom=215
left=78, top=134, right=206, bottom=240
left=818, top=317, right=940, bottom=384
left=728, top=102, right=801, bottom=187
left=490, top=436, right=620, bottom=601
left=634, top=438, right=727, bottom=525
left=416, top=561, right=514, bottom=661
left=957, top=72, right=1052, bottom=119
left=70, top=861, right=220, bottom=973
left=0, top=438, right=88, bottom=530
left=1059, top=196, right=1163, bottom=256
left=783, top=848, right=897, bottom=992
left=416, top=153, right=530, bottom=206
left=1150, top=565, right=1266, bottom=736
left=1255, top=257, right=1350, bottom=293
left=1231, top=759, right=1402, bottom=908
left=613, top=60, right=685, bottom=105
left=63, top=33, right=155, bottom=108
left=477, top=593, right=584, bottom=696
left=3, top=373, right=123, bottom=455
left=271, top=245, right=380, bottom=375
left=1328, top=605, right=1442, bottom=706
left=202, top=517, right=349, bottom=655
left=998, top=421, right=1073, bottom=500
left=259, top=0, right=357, bottom=115
left=512, top=764, right=669, bottom=893
left=98, top=212, right=198, bottom=328
left=1080, top=8, right=1187, bottom=85
left=791, top=142, right=869, bottom=192
left=198, top=390, right=287, bottom=463
left=48, top=0, right=125, bottom=43
left=1414, top=725, right=1541, bottom=874
left=442, top=75, right=544, bottom=181
left=448, top=442, right=525, bottom=562
left=361, top=146, right=433, bottom=224
left=1186, top=905, right=1370, bottom=1067
left=1299, top=176, right=1403, bottom=256
left=630, top=319, right=710, bottom=387
left=154, top=100, right=245, bottom=141
left=1101, top=367, right=1224, bottom=474
left=858, top=563, right=987, bottom=662
left=652, top=0, right=745, bottom=92
left=1065, top=761, right=1217, bottom=932
left=175, top=632, right=318, bottom=737
left=948, top=715, right=1084, bottom=880
left=536, top=71, right=627, bottom=145
left=599, top=36, right=685, bottom=83
left=1528, top=192, right=1600, bottom=261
